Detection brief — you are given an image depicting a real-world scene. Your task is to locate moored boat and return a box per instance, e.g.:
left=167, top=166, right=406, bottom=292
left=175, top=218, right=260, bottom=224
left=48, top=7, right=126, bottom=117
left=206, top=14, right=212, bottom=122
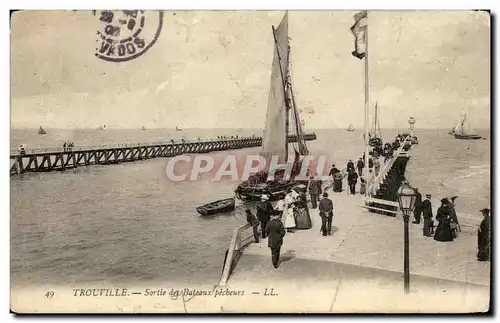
left=346, top=124, right=355, bottom=132
left=196, top=198, right=235, bottom=216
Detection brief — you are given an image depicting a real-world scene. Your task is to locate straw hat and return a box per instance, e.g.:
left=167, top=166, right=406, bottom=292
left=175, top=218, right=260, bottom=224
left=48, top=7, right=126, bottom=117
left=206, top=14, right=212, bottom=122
left=261, top=195, right=269, bottom=201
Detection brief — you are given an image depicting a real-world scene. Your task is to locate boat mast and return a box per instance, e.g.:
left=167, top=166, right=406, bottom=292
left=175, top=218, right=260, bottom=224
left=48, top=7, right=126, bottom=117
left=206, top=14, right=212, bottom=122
left=272, top=24, right=291, bottom=162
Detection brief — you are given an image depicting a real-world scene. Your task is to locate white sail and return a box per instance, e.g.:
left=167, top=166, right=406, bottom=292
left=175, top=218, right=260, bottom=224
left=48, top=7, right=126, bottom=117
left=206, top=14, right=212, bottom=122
left=451, top=113, right=467, bottom=136
left=261, top=12, right=290, bottom=163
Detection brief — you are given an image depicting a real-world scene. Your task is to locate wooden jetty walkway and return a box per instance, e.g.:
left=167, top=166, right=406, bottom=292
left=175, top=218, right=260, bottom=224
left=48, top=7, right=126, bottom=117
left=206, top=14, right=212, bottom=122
left=10, top=133, right=317, bottom=176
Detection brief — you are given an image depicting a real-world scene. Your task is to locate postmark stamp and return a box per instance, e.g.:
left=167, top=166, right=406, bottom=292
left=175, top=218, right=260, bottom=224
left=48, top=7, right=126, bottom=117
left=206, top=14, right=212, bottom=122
left=94, top=10, right=164, bottom=62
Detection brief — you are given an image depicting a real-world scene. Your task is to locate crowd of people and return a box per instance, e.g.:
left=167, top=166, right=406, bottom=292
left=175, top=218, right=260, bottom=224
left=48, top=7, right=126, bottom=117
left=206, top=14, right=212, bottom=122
left=62, top=142, right=75, bottom=152
left=245, top=132, right=490, bottom=269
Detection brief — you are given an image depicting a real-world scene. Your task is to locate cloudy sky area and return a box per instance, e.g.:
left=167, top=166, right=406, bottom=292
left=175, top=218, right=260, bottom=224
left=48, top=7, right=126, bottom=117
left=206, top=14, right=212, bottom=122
left=11, top=10, right=490, bottom=129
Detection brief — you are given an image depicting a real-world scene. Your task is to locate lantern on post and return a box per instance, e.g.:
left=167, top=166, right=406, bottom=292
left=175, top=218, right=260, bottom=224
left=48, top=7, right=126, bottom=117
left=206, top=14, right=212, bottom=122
left=397, top=181, right=417, bottom=294
left=408, top=117, right=416, bottom=137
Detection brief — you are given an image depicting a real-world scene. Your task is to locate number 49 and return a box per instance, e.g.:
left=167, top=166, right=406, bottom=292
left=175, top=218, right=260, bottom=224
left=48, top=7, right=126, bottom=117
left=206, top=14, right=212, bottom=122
left=45, top=291, right=54, bottom=299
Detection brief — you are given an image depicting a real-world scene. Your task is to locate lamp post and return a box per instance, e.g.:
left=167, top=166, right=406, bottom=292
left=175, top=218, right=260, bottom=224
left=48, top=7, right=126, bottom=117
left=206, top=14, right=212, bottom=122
left=408, top=117, right=416, bottom=137
left=397, top=181, right=417, bottom=294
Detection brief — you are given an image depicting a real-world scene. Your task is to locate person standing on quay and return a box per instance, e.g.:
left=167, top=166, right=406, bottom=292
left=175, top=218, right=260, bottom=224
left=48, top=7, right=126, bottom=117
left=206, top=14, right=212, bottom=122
left=422, top=193, right=433, bottom=237
left=477, top=208, right=491, bottom=262
left=412, top=188, right=423, bottom=224
left=434, top=198, right=454, bottom=242
left=308, top=176, right=321, bottom=209
left=256, top=195, right=271, bottom=239
left=346, top=159, right=355, bottom=173
left=319, top=193, right=334, bottom=236
left=356, top=157, right=364, bottom=177
left=347, top=170, right=358, bottom=195
left=266, top=214, right=286, bottom=268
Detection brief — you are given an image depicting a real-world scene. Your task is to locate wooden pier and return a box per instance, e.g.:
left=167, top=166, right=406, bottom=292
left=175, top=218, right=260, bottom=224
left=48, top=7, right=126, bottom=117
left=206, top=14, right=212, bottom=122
left=10, top=133, right=317, bottom=176
left=363, top=136, right=412, bottom=216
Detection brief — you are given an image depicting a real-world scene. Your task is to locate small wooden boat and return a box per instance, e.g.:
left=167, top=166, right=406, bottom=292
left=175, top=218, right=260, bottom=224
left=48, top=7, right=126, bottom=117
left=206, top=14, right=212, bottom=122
left=38, top=126, right=46, bottom=135
left=196, top=197, right=235, bottom=216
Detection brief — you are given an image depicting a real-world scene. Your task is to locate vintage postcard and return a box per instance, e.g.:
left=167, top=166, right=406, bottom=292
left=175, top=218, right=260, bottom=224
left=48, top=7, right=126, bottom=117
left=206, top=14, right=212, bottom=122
left=10, top=10, right=490, bottom=313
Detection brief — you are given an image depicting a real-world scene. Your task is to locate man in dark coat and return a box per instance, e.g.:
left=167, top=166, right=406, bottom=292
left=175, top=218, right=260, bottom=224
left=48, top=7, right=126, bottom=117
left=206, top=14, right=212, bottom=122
left=422, top=193, right=433, bottom=237
left=356, top=158, right=364, bottom=177
left=346, top=159, right=355, bottom=173
left=412, top=188, right=423, bottom=224
left=319, top=192, right=334, bottom=236
left=308, top=176, right=321, bottom=209
left=265, top=214, right=286, bottom=268
left=477, top=208, right=490, bottom=261
left=256, top=195, right=272, bottom=239
left=246, top=209, right=260, bottom=243
left=347, top=170, right=358, bottom=195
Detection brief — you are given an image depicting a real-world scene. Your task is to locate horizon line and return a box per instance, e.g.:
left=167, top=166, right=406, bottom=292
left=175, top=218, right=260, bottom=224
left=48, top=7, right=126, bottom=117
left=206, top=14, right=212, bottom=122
left=10, top=127, right=491, bottom=131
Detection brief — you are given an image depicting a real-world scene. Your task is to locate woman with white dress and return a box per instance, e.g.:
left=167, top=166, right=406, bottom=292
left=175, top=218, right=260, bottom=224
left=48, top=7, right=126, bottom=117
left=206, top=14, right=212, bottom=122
left=282, top=189, right=297, bottom=232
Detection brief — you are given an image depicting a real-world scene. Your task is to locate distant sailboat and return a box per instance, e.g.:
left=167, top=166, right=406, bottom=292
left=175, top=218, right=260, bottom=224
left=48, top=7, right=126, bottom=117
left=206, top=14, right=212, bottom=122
left=38, top=126, right=46, bottom=135
left=450, top=113, right=482, bottom=140
left=141, top=125, right=146, bottom=131
left=346, top=124, right=355, bottom=132
left=97, top=124, right=106, bottom=130
left=175, top=125, right=183, bottom=132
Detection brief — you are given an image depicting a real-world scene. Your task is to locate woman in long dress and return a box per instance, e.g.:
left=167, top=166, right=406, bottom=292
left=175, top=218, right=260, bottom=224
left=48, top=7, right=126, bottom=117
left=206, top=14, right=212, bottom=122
left=477, top=208, right=491, bottom=261
left=294, top=185, right=312, bottom=230
left=282, top=189, right=297, bottom=232
left=433, top=198, right=454, bottom=242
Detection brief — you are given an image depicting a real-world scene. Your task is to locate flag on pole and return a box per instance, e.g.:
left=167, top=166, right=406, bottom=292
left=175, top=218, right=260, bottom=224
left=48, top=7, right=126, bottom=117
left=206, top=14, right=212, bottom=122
left=350, top=11, right=367, bottom=59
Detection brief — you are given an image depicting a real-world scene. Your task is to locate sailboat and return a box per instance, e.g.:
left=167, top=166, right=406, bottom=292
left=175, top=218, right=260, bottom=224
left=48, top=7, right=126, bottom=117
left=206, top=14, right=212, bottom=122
left=234, top=13, right=309, bottom=201
left=175, top=125, right=183, bottom=132
left=368, top=102, right=382, bottom=147
left=141, top=125, right=146, bottom=131
left=346, top=124, right=355, bottom=132
left=38, top=125, right=46, bottom=135
left=450, top=113, right=482, bottom=140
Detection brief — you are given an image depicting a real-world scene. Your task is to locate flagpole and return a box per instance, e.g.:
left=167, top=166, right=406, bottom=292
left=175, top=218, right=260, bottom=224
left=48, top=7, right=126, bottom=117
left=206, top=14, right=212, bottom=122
left=364, top=11, right=370, bottom=196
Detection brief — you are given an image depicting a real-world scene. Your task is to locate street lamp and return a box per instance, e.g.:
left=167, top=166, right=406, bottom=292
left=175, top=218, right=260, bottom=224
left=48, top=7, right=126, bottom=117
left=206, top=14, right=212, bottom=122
left=397, top=181, right=417, bottom=294
left=408, top=117, right=416, bottom=137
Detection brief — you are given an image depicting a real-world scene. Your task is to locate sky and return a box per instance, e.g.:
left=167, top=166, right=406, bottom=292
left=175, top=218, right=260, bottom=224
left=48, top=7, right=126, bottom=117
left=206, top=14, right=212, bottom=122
left=10, top=10, right=490, bottom=129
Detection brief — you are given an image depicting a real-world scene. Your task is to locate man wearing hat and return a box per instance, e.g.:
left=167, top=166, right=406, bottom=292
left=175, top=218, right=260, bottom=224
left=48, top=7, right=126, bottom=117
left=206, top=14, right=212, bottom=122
left=256, top=195, right=272, bottom=239
left=308, top=176, right=321, bottom=209
left=422, top=193, right=433, bottom=237
left=319, top=192, right=334, bottom=236
left=412, top=188, right=423, bottom=224
left=265, top=214, right=286, bottom=268
left=477, top=208, right=491, bottom=262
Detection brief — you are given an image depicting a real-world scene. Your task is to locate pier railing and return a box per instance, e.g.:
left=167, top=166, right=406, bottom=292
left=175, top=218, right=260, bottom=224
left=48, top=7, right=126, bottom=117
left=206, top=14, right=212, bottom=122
left=366, top=137, right=411, bottom=197
left=219, top=223, right=255, bottom=286
left=10, top=133, right=317, bottom=175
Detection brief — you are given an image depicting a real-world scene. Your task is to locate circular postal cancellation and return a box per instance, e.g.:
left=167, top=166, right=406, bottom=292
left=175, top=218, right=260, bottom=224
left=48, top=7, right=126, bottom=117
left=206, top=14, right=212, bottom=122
left=94, top=10, right=164, bottom=63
